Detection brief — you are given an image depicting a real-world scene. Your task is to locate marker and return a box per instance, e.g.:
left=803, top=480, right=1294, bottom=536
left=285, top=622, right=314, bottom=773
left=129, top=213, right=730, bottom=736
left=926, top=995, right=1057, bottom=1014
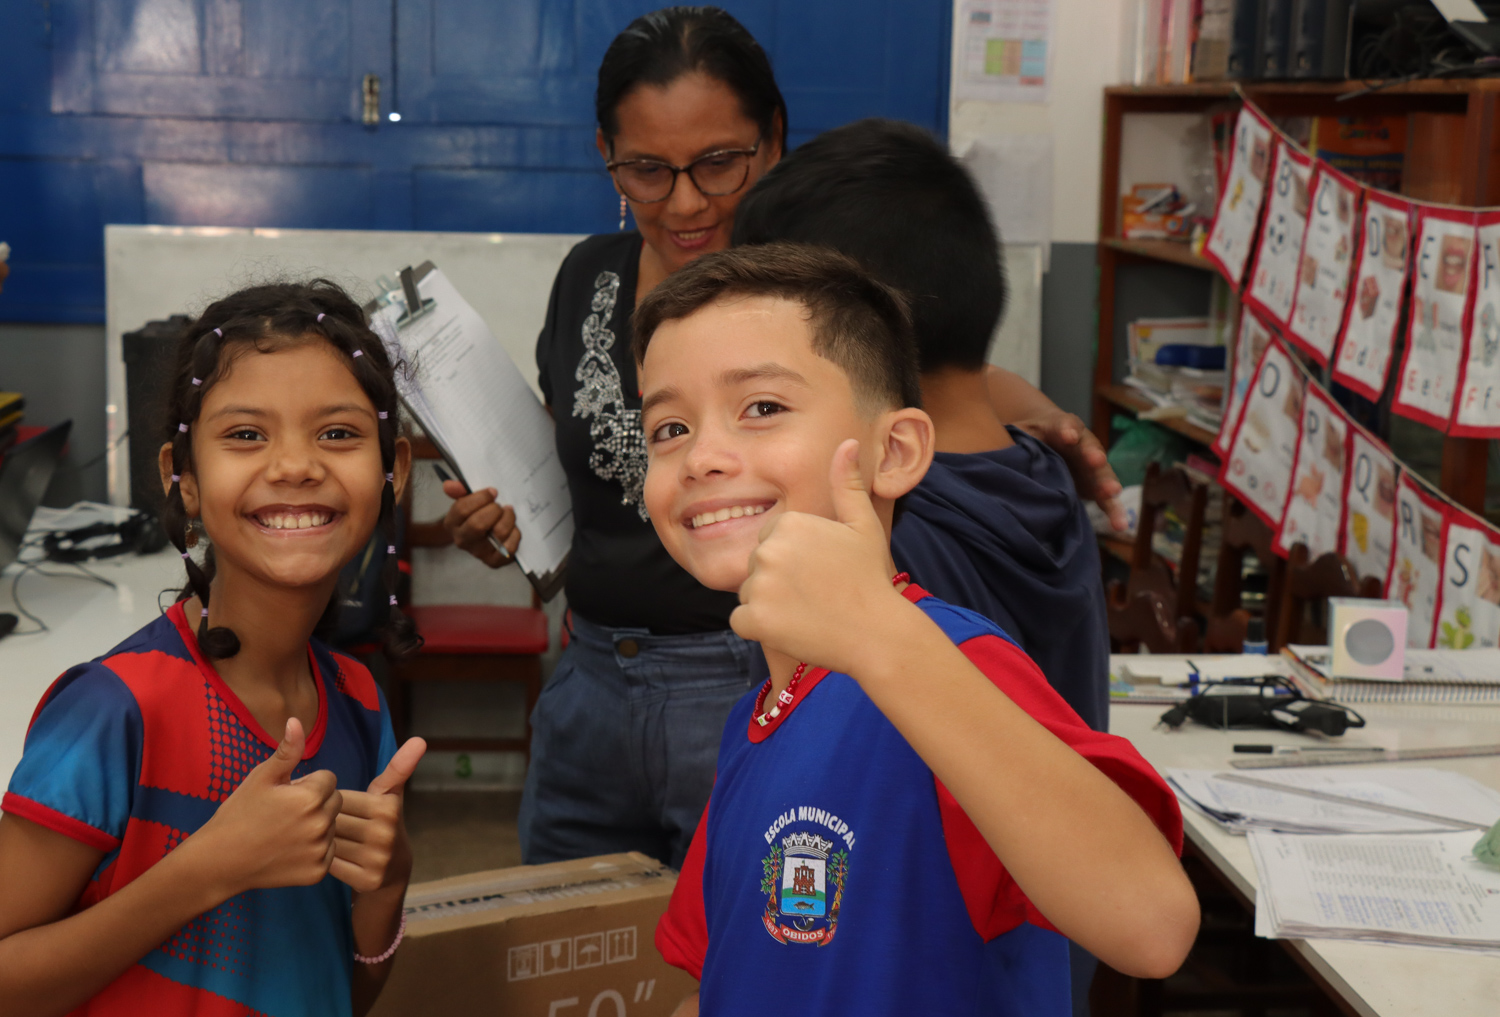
left=433, top=463, right=512, bottom=561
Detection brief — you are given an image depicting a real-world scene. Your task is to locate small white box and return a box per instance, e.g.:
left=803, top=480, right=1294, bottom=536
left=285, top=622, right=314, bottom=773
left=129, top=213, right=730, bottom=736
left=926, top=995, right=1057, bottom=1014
left=1329, top=598, right=1407, bottom=680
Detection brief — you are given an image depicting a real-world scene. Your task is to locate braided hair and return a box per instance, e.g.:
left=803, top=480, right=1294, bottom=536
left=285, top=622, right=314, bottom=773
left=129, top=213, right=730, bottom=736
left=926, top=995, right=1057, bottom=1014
left=160, top=279, right=421, bottom=660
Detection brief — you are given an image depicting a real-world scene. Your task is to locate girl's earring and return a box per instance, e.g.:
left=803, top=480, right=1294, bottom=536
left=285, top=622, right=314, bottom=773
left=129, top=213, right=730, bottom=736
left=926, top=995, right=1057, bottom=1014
left=619, top=194, right=628, bottom=232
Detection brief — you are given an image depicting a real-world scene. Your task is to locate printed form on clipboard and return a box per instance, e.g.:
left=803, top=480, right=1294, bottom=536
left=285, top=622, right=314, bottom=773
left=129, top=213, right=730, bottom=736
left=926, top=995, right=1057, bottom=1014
left=369, top=263, right=572, bottom=600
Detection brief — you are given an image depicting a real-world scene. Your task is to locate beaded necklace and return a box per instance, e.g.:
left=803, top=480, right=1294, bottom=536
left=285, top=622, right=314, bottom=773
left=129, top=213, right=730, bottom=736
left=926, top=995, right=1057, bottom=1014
left=751, top=572, right=910, bottom=728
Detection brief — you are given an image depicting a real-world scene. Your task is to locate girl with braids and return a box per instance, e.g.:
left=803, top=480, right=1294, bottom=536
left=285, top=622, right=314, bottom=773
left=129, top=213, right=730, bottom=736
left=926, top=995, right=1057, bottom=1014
left=0, top=280, right=426, bottom=1017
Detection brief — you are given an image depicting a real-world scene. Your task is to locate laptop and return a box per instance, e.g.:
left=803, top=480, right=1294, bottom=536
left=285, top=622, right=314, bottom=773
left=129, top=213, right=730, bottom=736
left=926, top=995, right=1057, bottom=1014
left=0, top=420, right=72, bottom=573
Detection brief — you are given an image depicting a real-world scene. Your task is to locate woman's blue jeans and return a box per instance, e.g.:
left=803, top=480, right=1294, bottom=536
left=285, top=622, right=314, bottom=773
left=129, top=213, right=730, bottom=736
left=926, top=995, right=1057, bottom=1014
left=517, top=612, right=764, bottom=869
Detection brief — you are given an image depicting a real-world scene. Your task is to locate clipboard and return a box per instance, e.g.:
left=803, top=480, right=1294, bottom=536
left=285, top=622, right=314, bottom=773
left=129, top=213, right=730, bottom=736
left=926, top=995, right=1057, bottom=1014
left=365, top=261, right=570, bottom=602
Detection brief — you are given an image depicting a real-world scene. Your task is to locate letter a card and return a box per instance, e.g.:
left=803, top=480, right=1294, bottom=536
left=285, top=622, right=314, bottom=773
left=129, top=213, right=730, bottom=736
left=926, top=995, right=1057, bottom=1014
left=1433, top=510, right=1500, bottom=649
left=1386, top=473, right=1446, bottom=648
left=1215, top=305, right=1275, bottom=458
left=1451, top=211, right=1500, bottom=436
left=1203, top=106, right=1277, bottom=289
left=1275, top=384, right=1348, bottom=559
left=1393, top=206, right=1479, bottom=430
left=1331, top=191, right=1412, bottom=401
left=1220, top=339, right=1306, bottom=529
left=1338, top=429, right=1397, bottom=589
left=1243, top=144, right=1314, bottom=330
left=1287, top=164, right=1361, bottom=364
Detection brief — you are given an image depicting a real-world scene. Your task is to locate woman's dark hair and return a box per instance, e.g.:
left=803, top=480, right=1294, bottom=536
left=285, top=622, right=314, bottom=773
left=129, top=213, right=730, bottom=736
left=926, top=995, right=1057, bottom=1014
left=160, top=279, right=421, bottom=661
left=596, top=6, right=787, bottom=152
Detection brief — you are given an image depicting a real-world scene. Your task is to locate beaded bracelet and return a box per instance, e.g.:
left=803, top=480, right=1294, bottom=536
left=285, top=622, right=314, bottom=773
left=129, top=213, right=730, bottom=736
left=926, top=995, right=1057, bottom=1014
left=354, top=913, right=406, bottom=965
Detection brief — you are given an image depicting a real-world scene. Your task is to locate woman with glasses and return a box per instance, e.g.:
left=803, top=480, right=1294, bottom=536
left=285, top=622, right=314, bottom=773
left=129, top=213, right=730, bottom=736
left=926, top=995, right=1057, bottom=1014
left=441, top=7, right=783, bottom=870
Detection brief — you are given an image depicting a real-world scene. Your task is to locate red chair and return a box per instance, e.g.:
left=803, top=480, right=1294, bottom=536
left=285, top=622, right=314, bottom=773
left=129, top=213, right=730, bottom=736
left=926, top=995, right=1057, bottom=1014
left=388, top=439, right=550, bottom=759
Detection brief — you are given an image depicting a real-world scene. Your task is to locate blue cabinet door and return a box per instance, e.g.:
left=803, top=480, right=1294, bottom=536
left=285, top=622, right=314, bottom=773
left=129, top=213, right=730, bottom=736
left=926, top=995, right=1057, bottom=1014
left=0, top=0, right=949, bottom=322
left=51, top=0, right=391, bottom=120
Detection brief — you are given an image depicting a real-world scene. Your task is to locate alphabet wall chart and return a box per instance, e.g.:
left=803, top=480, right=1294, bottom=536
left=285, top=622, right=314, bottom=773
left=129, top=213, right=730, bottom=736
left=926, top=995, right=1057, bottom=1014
left=1330, top=190, right=1412, bottom=400
left=1452, top=211, right=1500, bottom=436
left=1215, top=306, right=1275, bottom=459
left=1220, top=339, right=1306, bottom=527
left=1197, top=98, right=1500, bottom=647
left=1274, top=383, right=1348, bottom=559
left=1244, top=144, right=1313, bottom=329
left=1339, top=430, right=1396, bottom=589
left=1287, top=164, right=1361, bottom=364
left=1203, top=105, right=1277, bottom=287
left=1434, top=515, right=1500, bottom=649
left=1393, top=207, right=1478, bottom=429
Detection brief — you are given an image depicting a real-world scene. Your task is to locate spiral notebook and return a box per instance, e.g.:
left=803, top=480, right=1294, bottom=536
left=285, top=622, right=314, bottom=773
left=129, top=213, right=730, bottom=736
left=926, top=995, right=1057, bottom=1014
left=1284, top=645, right=1500, bottom=704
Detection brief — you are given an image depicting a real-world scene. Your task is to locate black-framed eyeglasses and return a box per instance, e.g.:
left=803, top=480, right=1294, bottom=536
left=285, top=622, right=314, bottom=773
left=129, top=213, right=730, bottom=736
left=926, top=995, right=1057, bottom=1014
left=607, top=139, right=762, bottom=203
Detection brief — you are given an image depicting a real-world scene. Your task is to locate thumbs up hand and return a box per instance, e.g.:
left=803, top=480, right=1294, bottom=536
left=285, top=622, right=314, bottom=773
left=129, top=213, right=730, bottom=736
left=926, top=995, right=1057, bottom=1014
left=194, top=718, right=343, bottom=895
left=730, top=440, right=912, bottom=677
left=330, top=737, right=427, bottom=894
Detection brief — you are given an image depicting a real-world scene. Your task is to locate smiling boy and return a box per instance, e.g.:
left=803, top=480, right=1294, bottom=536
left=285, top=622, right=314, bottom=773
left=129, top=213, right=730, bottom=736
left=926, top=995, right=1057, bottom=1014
left=635, top=244, right=1197, bottom=1015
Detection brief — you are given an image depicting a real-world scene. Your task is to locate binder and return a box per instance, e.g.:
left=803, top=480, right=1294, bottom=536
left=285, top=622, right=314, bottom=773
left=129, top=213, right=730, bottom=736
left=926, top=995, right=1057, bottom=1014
left=1228, top=0, right=1264, bottom=79
left=1259, top=0, right=1294, bottom=78
left=1290, top=0, right=1352, bottom=79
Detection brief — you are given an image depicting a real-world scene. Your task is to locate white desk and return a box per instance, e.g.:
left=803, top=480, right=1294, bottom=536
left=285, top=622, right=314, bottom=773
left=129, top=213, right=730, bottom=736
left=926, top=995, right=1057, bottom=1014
left=0, top=550, right=182, bottom=787
left=1112, top=664, right=1500, bottom=1017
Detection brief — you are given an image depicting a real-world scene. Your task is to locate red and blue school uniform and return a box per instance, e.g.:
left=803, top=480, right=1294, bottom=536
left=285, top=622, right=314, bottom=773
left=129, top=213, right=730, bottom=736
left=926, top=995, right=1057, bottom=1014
left=2, top=601, right=396, bottom=1017
left=656, top=585, right=1182, bottom=1016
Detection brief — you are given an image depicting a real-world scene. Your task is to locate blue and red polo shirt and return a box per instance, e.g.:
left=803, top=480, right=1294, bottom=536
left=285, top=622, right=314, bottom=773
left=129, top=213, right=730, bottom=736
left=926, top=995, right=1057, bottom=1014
left=656, top=585, right=1182, bottom=1016
left=2, top=601, right=396, bottom=1017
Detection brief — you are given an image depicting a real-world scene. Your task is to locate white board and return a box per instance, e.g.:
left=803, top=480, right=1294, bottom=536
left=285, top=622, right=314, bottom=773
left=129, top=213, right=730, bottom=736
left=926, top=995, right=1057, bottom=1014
left=104, top=225, right=584, bottom=506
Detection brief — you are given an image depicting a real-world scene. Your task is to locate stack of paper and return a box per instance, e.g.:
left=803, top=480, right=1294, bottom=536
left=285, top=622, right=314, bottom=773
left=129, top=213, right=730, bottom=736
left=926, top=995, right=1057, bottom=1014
left=1249, top=829, right=1500, bottom=953
left=1167, top=767, right=1500, bottom=835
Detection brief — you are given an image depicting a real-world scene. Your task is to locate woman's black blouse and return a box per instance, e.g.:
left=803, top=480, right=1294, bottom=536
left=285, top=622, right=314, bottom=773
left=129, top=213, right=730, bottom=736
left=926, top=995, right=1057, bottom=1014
left=535, top=232, right=740, bottom=633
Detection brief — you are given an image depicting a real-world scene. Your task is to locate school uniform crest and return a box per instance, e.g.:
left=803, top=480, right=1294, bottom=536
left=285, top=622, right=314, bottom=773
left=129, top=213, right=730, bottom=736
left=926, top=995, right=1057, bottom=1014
left=759, top=821, right=852, bottom=945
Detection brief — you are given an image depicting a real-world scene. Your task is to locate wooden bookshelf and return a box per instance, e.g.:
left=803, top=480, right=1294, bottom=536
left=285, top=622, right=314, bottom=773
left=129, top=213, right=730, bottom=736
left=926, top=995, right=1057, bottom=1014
left=1098, top=384, right=1219, bottom=447
left=1093, top=81, right=1500, bottom=514
left=1100, top=237, right=1214, bottom=271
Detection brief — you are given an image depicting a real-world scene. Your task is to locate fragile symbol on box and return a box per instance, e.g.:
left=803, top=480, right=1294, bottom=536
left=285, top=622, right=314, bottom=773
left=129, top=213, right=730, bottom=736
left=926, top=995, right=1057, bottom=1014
left=508, top=928, right=637, bottom=981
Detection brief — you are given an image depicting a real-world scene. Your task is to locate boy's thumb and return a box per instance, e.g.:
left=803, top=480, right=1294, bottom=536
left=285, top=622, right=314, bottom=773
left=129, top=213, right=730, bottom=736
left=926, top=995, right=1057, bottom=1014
left=257, top=717, right=306, bottom=785
left=369, top=737, right=427, bottom=796
left=829, top=439, right=879, bottom=530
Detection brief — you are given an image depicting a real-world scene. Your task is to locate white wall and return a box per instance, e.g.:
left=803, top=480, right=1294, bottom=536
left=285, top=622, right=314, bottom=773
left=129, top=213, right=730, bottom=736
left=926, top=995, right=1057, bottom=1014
left=950, top=0, right=1127, bottom=244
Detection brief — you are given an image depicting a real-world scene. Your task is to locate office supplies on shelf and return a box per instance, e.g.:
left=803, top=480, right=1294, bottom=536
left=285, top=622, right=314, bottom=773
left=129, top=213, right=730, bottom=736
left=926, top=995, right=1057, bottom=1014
left=369, top=263, right=572, bottom=599
left=1232, top=742, right=1500, bottom=769
left=1249, top=829, right=1500, bottom=952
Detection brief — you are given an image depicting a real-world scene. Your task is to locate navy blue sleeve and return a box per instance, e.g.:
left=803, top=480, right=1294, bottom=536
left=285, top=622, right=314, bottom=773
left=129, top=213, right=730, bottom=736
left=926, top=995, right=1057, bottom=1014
left=3, top=663, right=142, bottom=851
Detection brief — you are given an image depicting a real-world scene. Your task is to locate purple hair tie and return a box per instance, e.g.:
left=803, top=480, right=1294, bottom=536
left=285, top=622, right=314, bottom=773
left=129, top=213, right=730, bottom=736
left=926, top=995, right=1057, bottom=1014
left=213, top=328, right=222, bottom=338
left=178, top=423, right=189, bottom=433
left=317, top=312, right=326, bottom=323
left=378, top=411, right=388, bottom=419
left=389, top=595, right=398, bottom=606
left=180, top=551, right=190, bottom=560
left=190, top=377, right=201, bottom=387
left=201, top=608, right=209, bottom=618
left=353, top=349, right=364, bottom=359
left=170, top=474, right=180, bottom=483
left=385, top=473, right=393, bottom=482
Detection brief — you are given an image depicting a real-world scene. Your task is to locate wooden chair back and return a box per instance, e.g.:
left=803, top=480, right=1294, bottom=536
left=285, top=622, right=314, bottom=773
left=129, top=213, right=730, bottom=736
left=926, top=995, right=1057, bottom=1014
left=1126, top=461, right=1209, bottom=623
left=1275, top=543, right=1384, bottom=649
left=1210, top=496, right=1284, bottom=652
left=1107, top=588, right=1200, bottom=654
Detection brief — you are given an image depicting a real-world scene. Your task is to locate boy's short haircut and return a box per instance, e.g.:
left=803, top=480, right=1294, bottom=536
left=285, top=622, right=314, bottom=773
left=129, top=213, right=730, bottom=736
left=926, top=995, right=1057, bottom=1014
left=633, top=241, right=923, bottom=413
left=731, top=118, right=1004, bottom=373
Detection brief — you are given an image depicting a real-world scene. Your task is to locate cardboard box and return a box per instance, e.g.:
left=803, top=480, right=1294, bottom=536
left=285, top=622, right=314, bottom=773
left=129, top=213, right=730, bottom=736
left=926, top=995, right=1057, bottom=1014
left=370, top=853, right=698, bottom=1017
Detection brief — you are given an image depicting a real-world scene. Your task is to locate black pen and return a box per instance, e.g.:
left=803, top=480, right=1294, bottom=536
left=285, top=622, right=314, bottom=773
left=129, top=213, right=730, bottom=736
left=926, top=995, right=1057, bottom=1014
left=433, top=462, right=512, bottom=560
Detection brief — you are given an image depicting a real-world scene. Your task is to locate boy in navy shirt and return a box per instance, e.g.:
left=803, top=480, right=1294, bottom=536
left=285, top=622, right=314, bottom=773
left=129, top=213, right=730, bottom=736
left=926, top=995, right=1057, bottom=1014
left=733, top=117, right=1111, bottom=735
left=633, top=243, right=1196, bottom=1016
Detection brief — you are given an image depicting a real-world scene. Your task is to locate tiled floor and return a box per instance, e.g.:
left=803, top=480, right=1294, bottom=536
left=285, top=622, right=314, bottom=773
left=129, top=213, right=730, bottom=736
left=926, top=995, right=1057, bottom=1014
left=404, top=790, right=524, bottom=883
